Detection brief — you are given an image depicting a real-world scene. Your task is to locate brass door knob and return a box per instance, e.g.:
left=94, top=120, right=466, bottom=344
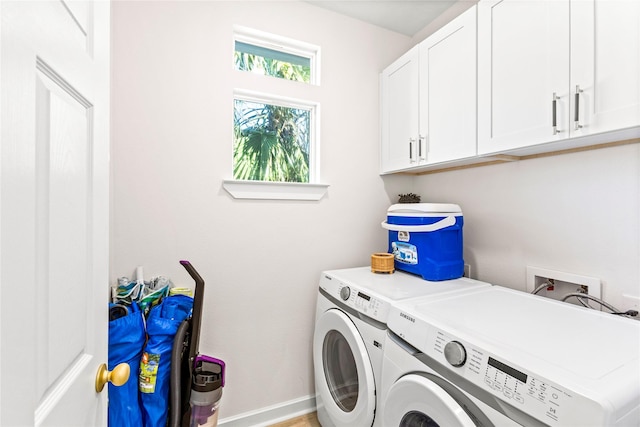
left=95, top=362, right=130, bottom=393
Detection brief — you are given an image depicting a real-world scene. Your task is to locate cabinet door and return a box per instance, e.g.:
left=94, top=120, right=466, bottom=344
left=380, top=47, right=419, bottom=173
left=478, top=0, right=570, bottom=155
left=571, top=0, right=640, bottom=136
left=420, top=5, right=477, bottom=164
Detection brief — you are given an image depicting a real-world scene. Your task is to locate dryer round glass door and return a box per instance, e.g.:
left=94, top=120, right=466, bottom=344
left=313, top=308, right=375, bottom=426
left=383, top=374, right=477, bottom=427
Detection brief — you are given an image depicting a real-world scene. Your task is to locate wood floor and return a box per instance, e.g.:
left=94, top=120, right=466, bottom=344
left=268, top=412, right=321, bottom=427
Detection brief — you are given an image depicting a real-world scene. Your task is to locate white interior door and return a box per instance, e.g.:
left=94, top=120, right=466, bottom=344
left=1, top=1, right=110, bottom=425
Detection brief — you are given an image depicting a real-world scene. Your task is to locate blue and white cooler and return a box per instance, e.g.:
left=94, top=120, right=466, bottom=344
left=381, top=203, right=464, bottom=281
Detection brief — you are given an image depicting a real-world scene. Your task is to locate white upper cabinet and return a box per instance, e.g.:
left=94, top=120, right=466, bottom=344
left=380, top=47, right=420, bottom=173
left=571, top=0, right=640, bottom=137
left=478, top=0, right=570, bottom=154
left=381, top=0, right=638, bottom=174
left=478, top=0, right=640, bottom=155
left=419, top=5, right=477, bottom=164
left=380, top=6, right=477, bottom=174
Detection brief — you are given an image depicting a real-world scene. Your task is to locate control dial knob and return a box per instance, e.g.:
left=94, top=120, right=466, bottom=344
left=444, top=341, right=467, bottom=367
left=340, top=286, right=351, bottom=301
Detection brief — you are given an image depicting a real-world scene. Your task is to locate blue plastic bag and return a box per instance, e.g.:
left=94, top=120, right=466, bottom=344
left=139, top=294, right=193, bottom=427
left=108, top=303, right=146, bottom=427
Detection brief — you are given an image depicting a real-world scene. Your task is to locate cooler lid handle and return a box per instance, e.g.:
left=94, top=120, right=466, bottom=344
left=381, top=215, right=456, bottom=232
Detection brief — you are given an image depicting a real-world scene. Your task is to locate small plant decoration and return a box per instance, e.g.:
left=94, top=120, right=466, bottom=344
left=398, top=193, right=421, bottom=203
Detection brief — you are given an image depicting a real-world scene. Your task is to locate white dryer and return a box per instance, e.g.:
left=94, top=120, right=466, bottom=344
left=313, top=267, right=491, bottom=427
left=382, top=285, right=640, bottom=427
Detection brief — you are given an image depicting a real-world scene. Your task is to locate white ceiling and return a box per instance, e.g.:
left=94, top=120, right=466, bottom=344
left=306, top=0, right=468, bottom=37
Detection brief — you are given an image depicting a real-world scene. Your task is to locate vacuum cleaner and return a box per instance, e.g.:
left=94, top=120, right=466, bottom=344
left=169, top=260, right=226, bottom=427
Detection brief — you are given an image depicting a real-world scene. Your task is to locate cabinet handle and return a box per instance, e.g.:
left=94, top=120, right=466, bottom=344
left=418, top=135, right=426, bottom=161
left=552, top=93, right=561, bottom=135
left=409, top=138, right=416, bottom=163
left=574, top=85, right=583, bottom=130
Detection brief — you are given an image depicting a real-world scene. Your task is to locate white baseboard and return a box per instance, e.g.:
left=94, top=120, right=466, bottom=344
left=218, top=395, right=317, bottom=427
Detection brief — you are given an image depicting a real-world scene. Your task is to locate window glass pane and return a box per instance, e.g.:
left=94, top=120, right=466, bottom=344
left=233, top=98, right=311, bottom=183
left=234, top=41, right=311, bottom=83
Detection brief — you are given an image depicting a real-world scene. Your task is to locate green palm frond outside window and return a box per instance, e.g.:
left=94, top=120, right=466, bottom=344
left=234, top=99, right=310, bottom=182
left=234, top=42, right=311, bottom=83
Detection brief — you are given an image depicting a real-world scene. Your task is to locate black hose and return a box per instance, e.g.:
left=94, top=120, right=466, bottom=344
left=169, top=319, right=190, bottom=427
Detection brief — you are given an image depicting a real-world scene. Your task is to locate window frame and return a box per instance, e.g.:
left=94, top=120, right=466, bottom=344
left=225, top=89, right=327, bottom=200
left=226, top=28, right=327, bottom=201
left=233, top=89, right=319, bottom=183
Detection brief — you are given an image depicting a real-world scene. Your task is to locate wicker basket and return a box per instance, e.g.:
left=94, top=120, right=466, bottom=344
left=371, top=253, right=394, bottom=274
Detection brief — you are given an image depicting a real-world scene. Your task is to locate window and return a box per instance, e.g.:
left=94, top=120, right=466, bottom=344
left=233, top=92, right=316, bottom=183
left=233, top=26, right=320, bottom=85
left=235, top=41, right=311, bottom=84
left=225, top=28, right=326, bottom=200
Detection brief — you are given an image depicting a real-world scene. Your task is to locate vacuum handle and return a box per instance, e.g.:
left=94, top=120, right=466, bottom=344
left=180, top=260, right=205, bottom=368
left=180, top=260, right=204, bottom=288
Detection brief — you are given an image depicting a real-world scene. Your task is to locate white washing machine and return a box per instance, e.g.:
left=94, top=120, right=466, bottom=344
left=382, top=285, right=640, bottom=426
left=313, top=267, right=491, bottom=427
left=381, top=330, right=521, bottom=426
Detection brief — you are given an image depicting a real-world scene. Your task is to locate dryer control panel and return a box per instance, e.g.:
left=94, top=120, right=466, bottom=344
left=425, top=328, right=604, bottom=427
left=319, top=273, right=390, bottom=324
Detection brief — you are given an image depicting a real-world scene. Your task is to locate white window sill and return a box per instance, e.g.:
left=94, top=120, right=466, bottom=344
left=223, top=180, right=329, bottom=201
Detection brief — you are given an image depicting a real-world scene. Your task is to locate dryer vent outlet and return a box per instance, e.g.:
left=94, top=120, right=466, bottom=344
left=526, top=266, right=601, bottom=309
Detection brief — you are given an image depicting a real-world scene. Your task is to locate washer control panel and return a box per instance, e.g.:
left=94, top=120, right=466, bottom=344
left=320, top=274, right=390, bottom=323
left=425, top=328, right=600, bottom=426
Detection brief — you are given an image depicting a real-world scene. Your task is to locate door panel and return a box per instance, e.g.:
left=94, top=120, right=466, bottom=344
left=420, top=5, right=476, bottom=164
left=35, top=62, right=91, bottom=412
left=381, top=48, right=419, bottom=173
left=1, top=1, right=110, bottom=425
left=571, top=0, right=640, bottom=136
left=478, top=0, right=570, bottom=154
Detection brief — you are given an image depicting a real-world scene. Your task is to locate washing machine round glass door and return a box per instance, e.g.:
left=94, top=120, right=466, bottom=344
left=313, top=308, right=375, bottom=426
left=384, top=374, right=479, bottom=427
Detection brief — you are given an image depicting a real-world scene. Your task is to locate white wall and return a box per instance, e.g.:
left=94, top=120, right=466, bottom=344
left=110, top=0, right=412, bottom=420
left=411, top=0, right=476, bottom=44
left=411, top=144, right=640, bottom=310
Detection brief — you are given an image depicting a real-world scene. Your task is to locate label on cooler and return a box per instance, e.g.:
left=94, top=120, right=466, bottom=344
left=391, top=241, right=417, bottom=264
